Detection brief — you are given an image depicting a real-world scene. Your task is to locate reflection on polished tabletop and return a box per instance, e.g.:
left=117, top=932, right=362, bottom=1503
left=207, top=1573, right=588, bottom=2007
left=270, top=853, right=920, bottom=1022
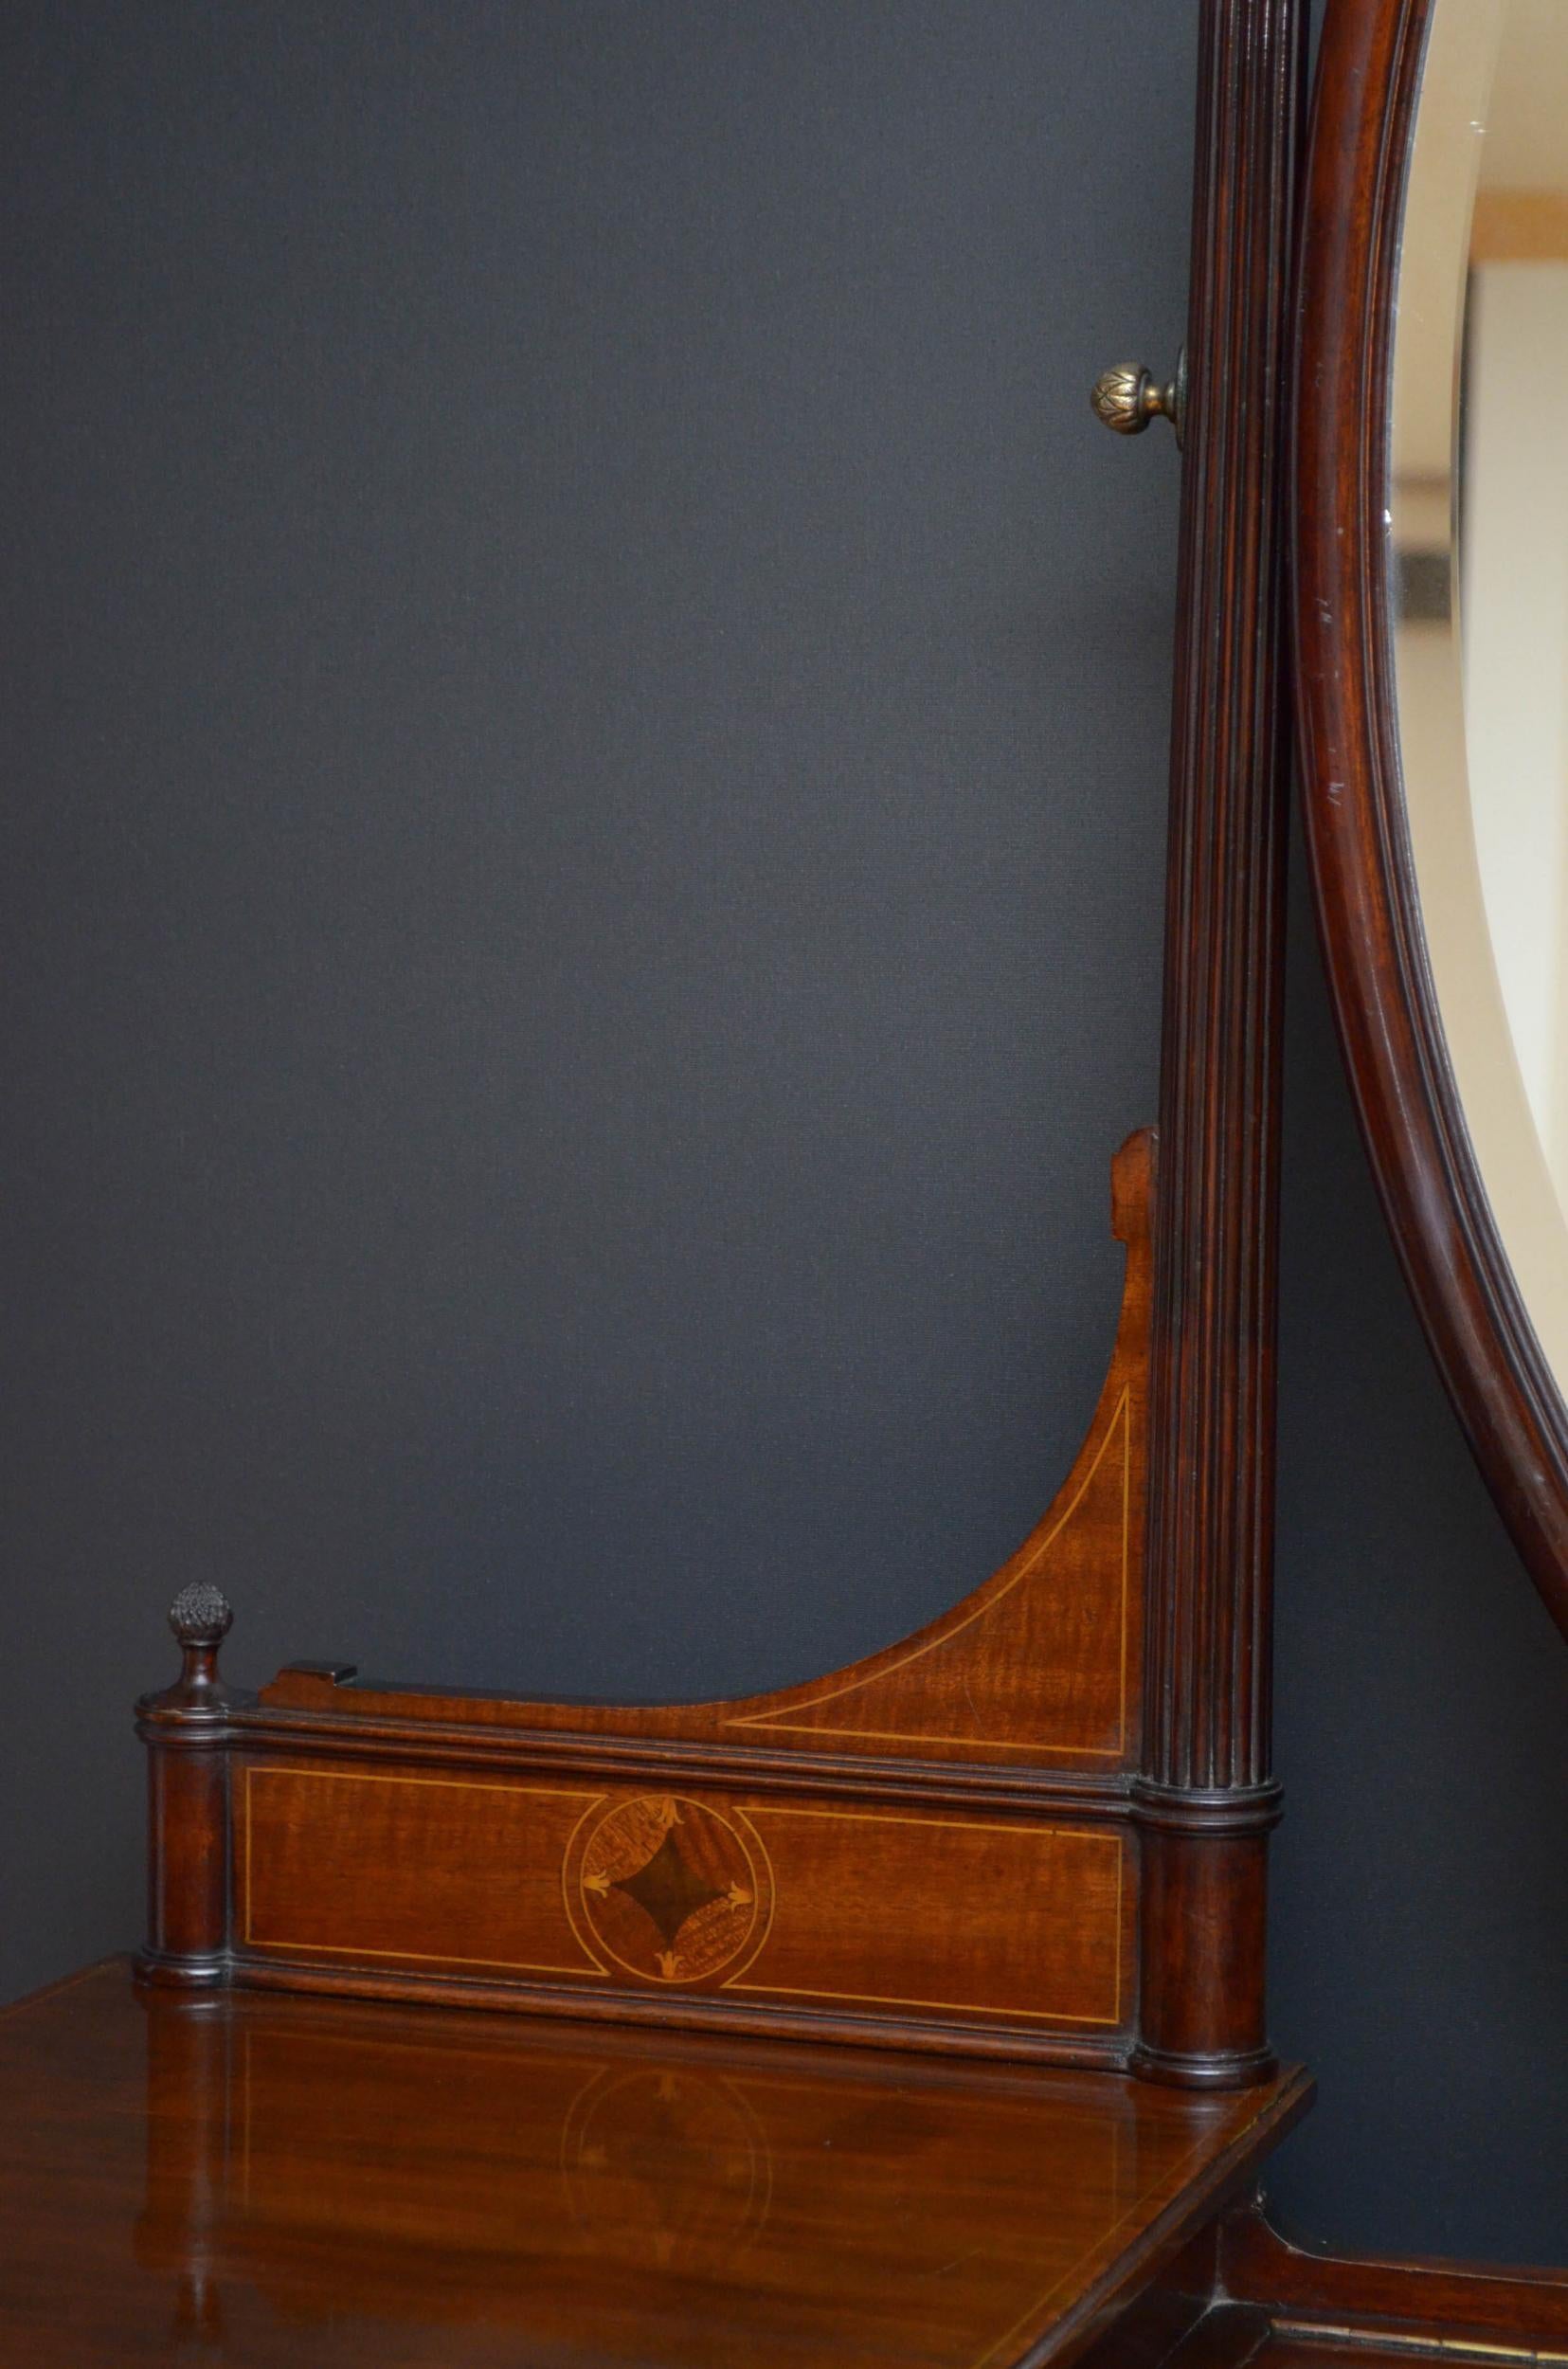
left=0, top=1962, right=1308, bottom=2368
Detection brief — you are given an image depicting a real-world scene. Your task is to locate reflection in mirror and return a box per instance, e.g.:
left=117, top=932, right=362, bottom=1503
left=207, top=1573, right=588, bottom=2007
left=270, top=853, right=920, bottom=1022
left=1392, top=0, right=1568, bottom=1390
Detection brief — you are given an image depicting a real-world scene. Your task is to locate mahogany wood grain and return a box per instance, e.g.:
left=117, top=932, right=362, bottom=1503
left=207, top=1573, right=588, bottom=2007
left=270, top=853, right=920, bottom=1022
left=0, top=1961, right=1311, bottom=2369
left=1136, top=0, right=1305, bottom=2084
left=1295, top=0, right=1568, bottom=1644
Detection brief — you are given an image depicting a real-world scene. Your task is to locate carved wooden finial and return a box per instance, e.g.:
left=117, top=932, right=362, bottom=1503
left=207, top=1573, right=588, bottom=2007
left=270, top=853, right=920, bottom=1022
left=168, top=1582, right=233, bottom=1648
left=164, top=1584, right=234, bottom=1708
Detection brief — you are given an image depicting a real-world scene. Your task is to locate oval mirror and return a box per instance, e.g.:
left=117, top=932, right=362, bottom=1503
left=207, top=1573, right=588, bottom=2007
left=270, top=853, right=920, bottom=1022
left=1298, top=0, right=1568, bottom=1641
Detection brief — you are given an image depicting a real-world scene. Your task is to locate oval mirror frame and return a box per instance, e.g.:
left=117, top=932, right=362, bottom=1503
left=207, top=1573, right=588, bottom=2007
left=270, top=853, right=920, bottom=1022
left=1296, top=0, right=1568, bottom=1642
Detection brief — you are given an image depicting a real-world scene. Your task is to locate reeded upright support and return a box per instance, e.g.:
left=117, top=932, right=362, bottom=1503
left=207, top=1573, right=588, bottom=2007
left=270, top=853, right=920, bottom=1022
left=137, top=1586, right=246, bottom=1991
left=1134, top=0, right=1305, bottom=2085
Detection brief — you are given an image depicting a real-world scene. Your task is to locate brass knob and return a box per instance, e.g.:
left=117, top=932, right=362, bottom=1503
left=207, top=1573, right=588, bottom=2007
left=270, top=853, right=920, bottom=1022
left=1090, top=351, right=1186, bottom=449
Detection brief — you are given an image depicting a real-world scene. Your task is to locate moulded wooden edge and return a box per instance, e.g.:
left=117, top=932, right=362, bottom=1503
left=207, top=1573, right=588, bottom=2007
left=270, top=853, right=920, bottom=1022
left=217, top=1952, right=1140, bottom=2071
left=997, top=2069, right=1315, bottom=2369
left=218, top=1714, right=1141, bottom=1812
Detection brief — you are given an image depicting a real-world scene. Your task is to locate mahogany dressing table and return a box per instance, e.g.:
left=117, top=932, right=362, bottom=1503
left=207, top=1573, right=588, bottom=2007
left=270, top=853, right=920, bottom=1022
left=6, top=0, right=1568, bottom=2361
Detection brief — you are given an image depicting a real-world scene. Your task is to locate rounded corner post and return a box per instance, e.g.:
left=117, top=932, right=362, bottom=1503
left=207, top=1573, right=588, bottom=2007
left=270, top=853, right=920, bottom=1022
left=136, top=1587, right=247, bottom=1993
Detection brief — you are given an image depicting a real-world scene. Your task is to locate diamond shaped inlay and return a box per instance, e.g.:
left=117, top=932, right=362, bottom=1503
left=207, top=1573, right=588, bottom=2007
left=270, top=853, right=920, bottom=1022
left=574, top=1794, right=768, bottom=1986
left=611, top=1828, right=726, bottom=1949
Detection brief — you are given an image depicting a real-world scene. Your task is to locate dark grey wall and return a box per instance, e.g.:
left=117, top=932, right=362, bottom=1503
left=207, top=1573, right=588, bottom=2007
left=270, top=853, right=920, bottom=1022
left=1271, top=834, right=1568, bottom=2259
left=1, top=0, right=1562, bottom=2268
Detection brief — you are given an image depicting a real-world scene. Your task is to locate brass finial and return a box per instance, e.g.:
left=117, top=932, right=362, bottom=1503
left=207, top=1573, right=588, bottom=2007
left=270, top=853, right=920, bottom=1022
left=1090, top=351, right=1187, bottom=449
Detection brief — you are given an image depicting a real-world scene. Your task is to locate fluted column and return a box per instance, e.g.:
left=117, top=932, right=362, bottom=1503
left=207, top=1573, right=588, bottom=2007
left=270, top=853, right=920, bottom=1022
left=1134, top=0, right=1305, bottom=2086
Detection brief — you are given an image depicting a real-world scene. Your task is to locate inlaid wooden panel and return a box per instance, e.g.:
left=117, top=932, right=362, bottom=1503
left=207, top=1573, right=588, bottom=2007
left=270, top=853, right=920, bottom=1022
left=730, top=1804, right=1126, bottom=2027
left=237, top=1763, right=1130, bottom=2041
left=241, top=1764, right=603, bottom=1979
left=730, top=1389, right=1135, bottom=1759
left=256, top=1130, right=1152, bottom=1771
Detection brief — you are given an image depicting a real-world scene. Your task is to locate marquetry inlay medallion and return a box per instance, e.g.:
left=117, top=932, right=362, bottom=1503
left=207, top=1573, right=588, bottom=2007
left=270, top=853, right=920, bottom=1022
left=574, top=1795, right=771, bottom=1985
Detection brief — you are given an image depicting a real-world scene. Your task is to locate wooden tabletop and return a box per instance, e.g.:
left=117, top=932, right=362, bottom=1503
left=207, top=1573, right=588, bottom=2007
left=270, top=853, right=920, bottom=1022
left=0, top=1961, right=1309, bottom=2368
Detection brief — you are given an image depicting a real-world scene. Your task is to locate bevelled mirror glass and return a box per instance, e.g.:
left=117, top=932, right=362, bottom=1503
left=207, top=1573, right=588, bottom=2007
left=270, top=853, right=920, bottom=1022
left=1298, top=0, right=1568, bottom=1638
left=1391, top=0, right=1568, bottom=1393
